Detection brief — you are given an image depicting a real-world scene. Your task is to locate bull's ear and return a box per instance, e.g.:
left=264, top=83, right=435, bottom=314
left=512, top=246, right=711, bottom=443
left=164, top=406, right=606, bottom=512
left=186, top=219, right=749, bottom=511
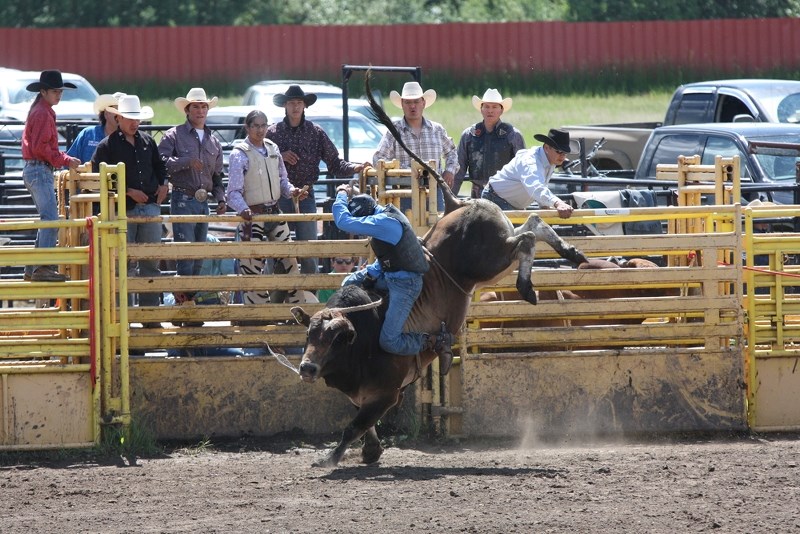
left=290, top=306, right=310, bottom=326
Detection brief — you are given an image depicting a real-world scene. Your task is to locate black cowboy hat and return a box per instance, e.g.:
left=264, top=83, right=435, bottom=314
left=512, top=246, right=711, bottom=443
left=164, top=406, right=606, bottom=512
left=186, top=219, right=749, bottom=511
left=26, top=70, right=77, bottom=92
left=533, top=128, right=574, bottom=154
left=272, top=85, right=318, bottom=108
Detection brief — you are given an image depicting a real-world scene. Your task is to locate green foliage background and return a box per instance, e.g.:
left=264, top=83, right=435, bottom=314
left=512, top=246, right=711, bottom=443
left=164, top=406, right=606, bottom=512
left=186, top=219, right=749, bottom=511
left=2, top=0, right=799, bottom=27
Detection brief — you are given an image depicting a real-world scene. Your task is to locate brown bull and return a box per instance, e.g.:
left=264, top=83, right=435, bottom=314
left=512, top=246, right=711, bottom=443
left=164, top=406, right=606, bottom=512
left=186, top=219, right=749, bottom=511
left=288, top=74, right=587, bottom=468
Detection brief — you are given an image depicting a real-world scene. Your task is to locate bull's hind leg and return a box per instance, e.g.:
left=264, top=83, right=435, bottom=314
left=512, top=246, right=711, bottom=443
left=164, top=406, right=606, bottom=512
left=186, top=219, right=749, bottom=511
left=516, top=213, right=588, bottom=265
left=509, top=214, right=589, bottom=304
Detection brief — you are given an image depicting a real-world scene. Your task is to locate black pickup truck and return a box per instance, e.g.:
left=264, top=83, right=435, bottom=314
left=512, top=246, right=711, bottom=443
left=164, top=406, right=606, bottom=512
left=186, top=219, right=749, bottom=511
left=562, top=79, right=800, bottom=171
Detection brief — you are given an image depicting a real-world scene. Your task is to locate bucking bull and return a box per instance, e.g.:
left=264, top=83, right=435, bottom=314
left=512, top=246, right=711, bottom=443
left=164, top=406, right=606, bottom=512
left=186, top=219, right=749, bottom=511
left=286, top=72, right=588, bottom=467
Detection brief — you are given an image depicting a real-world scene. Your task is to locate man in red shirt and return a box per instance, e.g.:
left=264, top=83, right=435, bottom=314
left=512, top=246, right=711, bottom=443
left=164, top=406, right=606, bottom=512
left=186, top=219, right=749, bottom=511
left=22, top=70, right=81, bottom=282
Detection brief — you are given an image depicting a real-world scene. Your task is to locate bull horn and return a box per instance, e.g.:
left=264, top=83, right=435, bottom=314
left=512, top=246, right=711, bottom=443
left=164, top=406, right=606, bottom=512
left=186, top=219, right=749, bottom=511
left=326, top=298, right=382, bottom=315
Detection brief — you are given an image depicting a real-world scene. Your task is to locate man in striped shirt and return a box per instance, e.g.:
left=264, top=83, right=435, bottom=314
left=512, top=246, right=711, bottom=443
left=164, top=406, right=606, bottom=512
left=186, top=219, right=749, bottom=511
left=372, top=82, right=458, bottom=210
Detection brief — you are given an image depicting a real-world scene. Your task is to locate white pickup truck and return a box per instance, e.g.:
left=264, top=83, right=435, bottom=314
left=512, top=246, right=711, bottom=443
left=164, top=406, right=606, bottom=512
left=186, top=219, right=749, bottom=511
left=562, top=79, right=800, bottom=170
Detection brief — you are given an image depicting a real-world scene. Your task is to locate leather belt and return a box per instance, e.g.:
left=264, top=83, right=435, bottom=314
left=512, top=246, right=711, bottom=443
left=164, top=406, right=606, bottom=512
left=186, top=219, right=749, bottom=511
left=24, top=160, right=55, bottom=171
left=250, top=203, right=280, bottom=214
left=174, top=187, right=209, bottom=202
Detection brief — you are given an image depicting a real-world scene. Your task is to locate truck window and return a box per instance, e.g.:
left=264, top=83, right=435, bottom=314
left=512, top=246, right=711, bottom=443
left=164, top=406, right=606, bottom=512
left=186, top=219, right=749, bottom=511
left=717, top=95, right=752, bottom=123
left=701, top=136, right=752, bottom=181
left=672, top=93, right=713, bottom=125
left=645, top=134, right=701, bottom=177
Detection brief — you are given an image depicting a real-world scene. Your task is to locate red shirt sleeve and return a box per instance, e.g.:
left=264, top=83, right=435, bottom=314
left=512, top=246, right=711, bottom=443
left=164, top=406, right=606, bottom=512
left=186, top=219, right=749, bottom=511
left=21, top=101, right=71, bottom=168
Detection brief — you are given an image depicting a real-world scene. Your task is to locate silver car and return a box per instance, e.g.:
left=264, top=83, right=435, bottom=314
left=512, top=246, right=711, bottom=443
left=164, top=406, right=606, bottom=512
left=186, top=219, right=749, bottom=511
left=0, top=67, right=100, bottom=122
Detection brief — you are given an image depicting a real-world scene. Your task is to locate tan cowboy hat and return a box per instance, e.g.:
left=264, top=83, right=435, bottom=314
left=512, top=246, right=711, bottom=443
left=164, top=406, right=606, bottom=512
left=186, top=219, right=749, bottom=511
left=389, top=82, right=437, bottom=109
left=106, top=94, right=154, bottom=121
left=93, top=92, right=126, bottom=115
left=174, top=87, right=219, bottom=113
left=472, top=88, right=512, bottom=112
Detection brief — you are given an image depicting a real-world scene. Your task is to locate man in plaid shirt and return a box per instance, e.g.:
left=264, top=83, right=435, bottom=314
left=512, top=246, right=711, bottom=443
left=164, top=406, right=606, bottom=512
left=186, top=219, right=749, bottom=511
left=372, top=82, right=458, bottom=210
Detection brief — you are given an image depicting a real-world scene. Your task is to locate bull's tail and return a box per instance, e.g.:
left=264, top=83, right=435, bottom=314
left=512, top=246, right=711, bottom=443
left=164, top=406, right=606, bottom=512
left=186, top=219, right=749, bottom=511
left=365, top=69, right=462, bottom=214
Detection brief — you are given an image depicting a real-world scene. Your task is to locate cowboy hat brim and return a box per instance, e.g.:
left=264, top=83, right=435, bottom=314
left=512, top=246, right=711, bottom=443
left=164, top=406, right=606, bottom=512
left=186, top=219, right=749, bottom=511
left=472, top=94, right=513, bottom=112
left=107, top=106, right=155, bottom=121
left=174, top=96, right=219, bottom=113
left=272, top=94, right=317, bottom=107
left=26, top=81, right=77, bottom=92
left=534, top=133, right=574, bottom=154
left=389, top=89, right=437, bottom=109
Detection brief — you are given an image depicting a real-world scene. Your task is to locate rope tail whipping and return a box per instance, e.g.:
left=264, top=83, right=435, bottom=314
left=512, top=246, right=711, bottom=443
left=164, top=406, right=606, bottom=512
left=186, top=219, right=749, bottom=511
left=364, top=69, right=463, bottom=214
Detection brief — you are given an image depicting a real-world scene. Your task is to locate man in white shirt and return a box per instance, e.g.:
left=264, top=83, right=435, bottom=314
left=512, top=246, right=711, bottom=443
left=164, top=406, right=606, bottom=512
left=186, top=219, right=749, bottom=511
left=481, top=128, right=574, bottom=218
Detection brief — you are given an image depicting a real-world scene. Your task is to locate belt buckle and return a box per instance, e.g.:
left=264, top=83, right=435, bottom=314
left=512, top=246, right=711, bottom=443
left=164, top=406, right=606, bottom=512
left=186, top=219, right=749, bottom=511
left=194, top=188, right=208, bottom=202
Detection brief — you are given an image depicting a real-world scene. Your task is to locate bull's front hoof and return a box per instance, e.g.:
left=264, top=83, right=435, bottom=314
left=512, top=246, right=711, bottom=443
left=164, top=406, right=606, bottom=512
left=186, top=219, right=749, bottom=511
left=362, top=443, right=384, bottom=464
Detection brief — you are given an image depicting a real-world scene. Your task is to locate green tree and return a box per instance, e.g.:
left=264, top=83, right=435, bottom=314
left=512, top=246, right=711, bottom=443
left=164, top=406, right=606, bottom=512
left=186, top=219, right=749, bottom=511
left=566, top=0, right=800, bottom=21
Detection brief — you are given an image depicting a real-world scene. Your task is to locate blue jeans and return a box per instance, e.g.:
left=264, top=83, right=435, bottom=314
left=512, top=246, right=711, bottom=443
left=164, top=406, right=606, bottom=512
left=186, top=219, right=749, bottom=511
left=23, top=161, right=58, bottom=276
left=128, top=202, right=163, bottom=307
left=279, top=192, right=319, bottom=274
left=343, top=270, right=425, bottom=356
left=481, top=185, right=517, bottom=210
left=170, top=191, right=209, bottom=277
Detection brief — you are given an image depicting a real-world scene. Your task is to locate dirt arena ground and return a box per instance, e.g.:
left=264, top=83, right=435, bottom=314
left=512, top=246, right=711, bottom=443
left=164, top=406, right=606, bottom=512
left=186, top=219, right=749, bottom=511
left=2, top=432, right=799, bottom=533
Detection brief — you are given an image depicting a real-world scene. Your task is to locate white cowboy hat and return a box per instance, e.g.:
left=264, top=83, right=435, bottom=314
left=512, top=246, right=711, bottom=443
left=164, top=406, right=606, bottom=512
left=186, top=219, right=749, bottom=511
left=174, top=87, right=219, bottom=113
left=106, top=94, right=154, bottom=121
left=389, top=81, right=437, bottom=109
left=472, top=88, right=513, bottom=112
left=93, top=92, right=126, bottom=115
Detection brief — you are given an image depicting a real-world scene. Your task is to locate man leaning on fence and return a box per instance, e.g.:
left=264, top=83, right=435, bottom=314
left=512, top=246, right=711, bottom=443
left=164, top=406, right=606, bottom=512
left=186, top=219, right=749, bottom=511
left=92, top=95, right=168, bottom=327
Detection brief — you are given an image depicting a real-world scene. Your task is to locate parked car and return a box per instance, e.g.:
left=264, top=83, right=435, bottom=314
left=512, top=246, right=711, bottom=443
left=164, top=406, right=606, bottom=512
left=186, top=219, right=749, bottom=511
left=207, top=106, right=384, bottom=159
left=241, top=79, right=382, bottom=125
left=0, top=68, right=100, bottom=123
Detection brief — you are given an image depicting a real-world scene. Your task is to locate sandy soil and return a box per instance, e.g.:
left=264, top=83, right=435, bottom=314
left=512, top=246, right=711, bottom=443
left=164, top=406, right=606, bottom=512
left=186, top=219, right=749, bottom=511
left=2, top=432, right=799, bottom=533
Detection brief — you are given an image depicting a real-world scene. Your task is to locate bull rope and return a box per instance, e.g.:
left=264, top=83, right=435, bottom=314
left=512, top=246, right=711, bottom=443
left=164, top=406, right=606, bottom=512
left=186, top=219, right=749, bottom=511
left=423, top=247, right=472, bottom=297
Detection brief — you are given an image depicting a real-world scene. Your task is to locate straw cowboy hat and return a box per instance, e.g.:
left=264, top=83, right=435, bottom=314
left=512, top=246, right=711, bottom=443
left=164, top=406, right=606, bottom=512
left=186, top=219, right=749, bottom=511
left=534, top=128, right=575, bottom=154
left=93, top=92, right=126, bottom=115
left=472, top=88, right=513, bottom=112
left=107, top=95, right=154, bottom=121
left=26, top=69, right=77, bottom=92
left=389, top=81, right=437, bottom=109
left=272, top=85, right=318, bottom=107
left=174, top=87, right=219, bottom=113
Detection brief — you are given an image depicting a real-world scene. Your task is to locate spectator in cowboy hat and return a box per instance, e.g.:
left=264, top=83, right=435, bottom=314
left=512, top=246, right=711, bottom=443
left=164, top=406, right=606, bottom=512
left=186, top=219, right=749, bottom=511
left=267, top=84, right=370, bottom=276
left=92, top=95, right=169, bottom=326
left=226, top=109, right=308, bottom=307
left=453, top=88, right=525, bottom=198
left=67, top=92, right=126, bottom=163
left=372, top=81, right=457, bottom=211
left=482, top=128, right=576, bottom=218
left=21, top=69, right=81, bottom=282
left=158, top=88, right=225, bottom=314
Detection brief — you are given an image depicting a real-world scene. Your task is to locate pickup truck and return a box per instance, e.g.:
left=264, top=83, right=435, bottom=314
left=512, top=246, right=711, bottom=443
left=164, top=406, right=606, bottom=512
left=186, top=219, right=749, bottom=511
left=562, top=79, right=800, bottom=171
left=552, top=122, right=800, bottom=205
left=632, top=122, right=800, bottom=205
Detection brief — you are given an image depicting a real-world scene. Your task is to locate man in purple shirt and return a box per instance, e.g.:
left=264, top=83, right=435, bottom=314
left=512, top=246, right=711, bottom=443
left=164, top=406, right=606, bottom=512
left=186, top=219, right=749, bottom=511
left=266, top=85, right=370, bottom=275
left=158, top=88, right=226, bottom=307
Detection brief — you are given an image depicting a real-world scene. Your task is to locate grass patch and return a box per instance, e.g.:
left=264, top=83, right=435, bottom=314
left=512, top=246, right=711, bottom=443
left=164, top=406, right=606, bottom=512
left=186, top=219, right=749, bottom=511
left=98, top=418, right=162, bottom=460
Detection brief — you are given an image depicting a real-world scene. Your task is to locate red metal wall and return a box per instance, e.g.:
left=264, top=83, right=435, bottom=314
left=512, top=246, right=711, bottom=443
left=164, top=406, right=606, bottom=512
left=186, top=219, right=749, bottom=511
left=1, top=19, right=799, bottom=85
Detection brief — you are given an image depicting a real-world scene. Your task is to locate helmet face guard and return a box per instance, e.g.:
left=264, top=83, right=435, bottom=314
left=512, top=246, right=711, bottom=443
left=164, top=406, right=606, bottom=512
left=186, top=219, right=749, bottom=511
left=347, top=195, right=377, bottom=217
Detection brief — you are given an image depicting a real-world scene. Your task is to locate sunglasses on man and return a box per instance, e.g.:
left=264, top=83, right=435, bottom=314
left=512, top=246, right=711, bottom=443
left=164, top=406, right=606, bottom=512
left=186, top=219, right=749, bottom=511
left=334, top=258, right=353, bottom=265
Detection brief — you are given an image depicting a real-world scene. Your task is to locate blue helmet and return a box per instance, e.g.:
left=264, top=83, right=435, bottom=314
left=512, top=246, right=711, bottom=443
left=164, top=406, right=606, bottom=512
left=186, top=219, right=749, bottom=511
left=347, top=194, right=377, bottom=217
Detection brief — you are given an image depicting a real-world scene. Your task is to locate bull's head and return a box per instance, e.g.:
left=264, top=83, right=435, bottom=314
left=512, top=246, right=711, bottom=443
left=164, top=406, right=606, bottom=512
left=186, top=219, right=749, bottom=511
left=291, top=306, right=356, bottom=383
